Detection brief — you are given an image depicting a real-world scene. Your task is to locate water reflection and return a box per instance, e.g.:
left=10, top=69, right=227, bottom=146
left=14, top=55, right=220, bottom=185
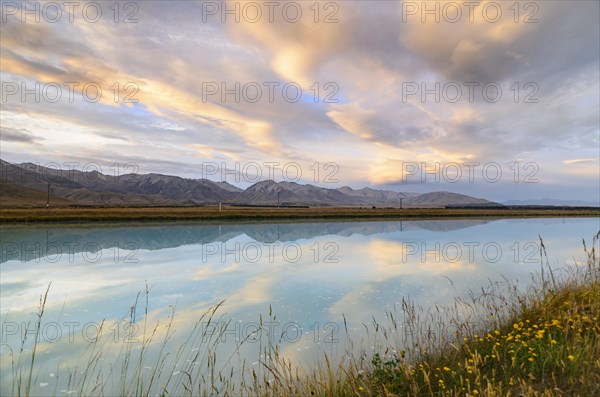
left=0, top=218, right=597, bottom=395
left=1, top=219, right=494, bottom=263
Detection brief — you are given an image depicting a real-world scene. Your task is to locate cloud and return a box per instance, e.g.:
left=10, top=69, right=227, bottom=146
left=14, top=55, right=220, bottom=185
left=226, top=1, right=352, bottom=86
left=327, top=103, right=441, bottom=146
left=0, top=127, right=43, bottom=143
left=563, top=158, right=600, bottom=165
left=1, top=12, right=282, bottom=154
left=560, top=157, right=600, bottom=177
left=0, top=0, right=598, bottom=200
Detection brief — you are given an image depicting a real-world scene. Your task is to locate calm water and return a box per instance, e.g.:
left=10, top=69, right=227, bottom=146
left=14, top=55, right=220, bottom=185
left=1, top=217, right=598, bottom=395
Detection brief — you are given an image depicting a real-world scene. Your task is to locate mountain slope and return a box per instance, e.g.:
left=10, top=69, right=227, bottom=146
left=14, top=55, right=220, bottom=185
left=235, top=180, right=304, bottom=205
left=405, top=191, right=493, bottom=207
left=336, top=186, right=419, bottom=205
left=1, top=159, right=499, bottom=207
left=0, top=180, right=73, bottom=207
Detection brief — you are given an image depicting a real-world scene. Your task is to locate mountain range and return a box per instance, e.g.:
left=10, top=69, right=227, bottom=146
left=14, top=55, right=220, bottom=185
left=0, top=159, right=498, bottom=207
left=502, top=198, right=599, bottom=207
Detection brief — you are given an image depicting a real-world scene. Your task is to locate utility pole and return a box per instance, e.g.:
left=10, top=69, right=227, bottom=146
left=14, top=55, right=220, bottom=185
left=398, top=192, right=406, bottom=209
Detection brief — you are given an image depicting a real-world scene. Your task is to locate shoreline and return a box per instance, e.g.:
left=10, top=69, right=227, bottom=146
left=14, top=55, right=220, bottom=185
left=1, top=206, right=598, bottom=223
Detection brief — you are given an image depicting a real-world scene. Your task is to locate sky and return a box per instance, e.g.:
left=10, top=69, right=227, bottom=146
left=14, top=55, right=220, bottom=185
left=0, top=0, right=599, bottom=202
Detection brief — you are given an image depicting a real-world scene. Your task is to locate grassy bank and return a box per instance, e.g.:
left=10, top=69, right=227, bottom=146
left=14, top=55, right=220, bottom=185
left=5, top=234, right=599, bottom=396
left=365, top=267, right=600, bottom=396
left=1, top=206, right=598, bottom=223
left=240, top=234, right=600, bottom=397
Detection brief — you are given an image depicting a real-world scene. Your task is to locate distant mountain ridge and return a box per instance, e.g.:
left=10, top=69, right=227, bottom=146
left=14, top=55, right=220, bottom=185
left=503, top=198, right=599, bottom=207
left=1, top=159, right=497, bottom=207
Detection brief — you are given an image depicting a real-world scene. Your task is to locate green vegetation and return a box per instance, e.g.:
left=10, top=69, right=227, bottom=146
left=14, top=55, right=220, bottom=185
left=0, top=206, right=598, bottom=223
left=5, top=233, right=599, bottom=396
left=364, top=255, right=600, bottom=396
